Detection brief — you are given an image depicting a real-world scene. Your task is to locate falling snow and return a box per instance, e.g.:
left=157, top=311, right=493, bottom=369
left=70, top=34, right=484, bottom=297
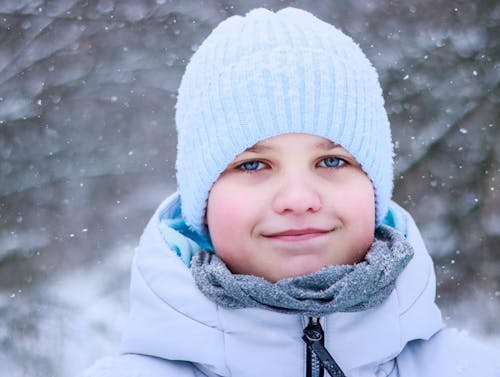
left=0, top=1, right=499, bottom=376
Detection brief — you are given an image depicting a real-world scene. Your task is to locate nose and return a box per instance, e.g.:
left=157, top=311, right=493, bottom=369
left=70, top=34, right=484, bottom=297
left=271, top=175, right=322, bottom=215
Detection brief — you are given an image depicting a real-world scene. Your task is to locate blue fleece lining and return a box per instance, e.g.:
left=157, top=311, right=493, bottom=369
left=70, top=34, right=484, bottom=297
left=158, top=203, right=214, bottom=267
left=383, top=203, right=408, bottom=237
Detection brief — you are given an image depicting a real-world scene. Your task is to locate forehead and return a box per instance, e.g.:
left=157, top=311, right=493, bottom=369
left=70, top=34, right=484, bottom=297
left=243, top=133, right=339, bottom=153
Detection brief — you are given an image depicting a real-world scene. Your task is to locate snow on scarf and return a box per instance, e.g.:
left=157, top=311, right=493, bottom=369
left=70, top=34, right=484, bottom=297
left=191, top=225, right=414, bottom=316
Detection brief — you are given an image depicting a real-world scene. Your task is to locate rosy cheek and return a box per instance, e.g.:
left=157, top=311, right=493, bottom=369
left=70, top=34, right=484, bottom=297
left=337, top=178, right=375, bottom=238
left=206, top=190, right=253, bottom=271
left=348, top=194, right=375, bottom=220
left=356, top=196, right=376, bottom=245
left=209, top=197, right=240, bottom=226
left=207, top=187, right=249, bottom=241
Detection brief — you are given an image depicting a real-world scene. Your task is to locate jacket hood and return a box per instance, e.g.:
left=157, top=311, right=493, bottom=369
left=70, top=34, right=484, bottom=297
left=120, top=192, right=444, bottom=376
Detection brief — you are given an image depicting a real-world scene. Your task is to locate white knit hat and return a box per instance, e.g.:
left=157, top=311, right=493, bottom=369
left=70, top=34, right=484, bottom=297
left=176, top=7, right=393, bottom=234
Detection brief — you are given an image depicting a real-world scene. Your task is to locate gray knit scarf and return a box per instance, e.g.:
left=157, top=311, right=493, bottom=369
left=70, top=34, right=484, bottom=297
left=191, top=225, right=414, bottom=317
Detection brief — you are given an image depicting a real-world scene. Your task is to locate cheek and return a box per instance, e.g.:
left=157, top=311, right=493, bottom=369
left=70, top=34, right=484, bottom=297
left=206, top=183, right=256, bottom=249
left=347, top=186, right=375, bottom=223
left=344, top=174, right=375, bottom=217
left=356, top=188, right=376, bottom=248
left=337, top=176, right=376, bottom=243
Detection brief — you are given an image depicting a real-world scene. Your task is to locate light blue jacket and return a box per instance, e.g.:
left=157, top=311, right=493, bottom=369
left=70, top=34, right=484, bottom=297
left=82, top=193, right=499, bottom=377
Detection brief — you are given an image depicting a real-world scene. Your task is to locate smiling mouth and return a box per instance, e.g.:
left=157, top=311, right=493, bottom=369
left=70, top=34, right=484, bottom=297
left=264, top=228, right=331, bottom=242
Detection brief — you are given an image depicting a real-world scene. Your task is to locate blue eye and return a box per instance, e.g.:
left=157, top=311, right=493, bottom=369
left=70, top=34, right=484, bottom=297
left=239, top=160, right=265, bottom=171
left=319, top=157, right=345, bottom=168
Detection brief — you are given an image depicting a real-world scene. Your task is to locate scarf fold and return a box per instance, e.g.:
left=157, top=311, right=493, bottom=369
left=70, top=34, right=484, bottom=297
left=191, top=225, right=414, bottom=316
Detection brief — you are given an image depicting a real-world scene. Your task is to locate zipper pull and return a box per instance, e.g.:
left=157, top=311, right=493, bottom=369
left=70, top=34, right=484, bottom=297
left=303, top=318, right=346, bottom=377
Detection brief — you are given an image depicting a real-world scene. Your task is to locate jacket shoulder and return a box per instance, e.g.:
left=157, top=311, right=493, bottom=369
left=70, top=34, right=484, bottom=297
left=79, top=354, right=205, bottom=377
left=397, top=329, right=500, bottom=377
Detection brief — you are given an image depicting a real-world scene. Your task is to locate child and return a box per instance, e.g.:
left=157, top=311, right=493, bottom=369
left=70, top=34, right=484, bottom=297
left=83, top=7, right=499, bottom=377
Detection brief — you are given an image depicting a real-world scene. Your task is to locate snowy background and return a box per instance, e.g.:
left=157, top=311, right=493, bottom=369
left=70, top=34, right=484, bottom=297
left=0, top=0, right=498, bottom=376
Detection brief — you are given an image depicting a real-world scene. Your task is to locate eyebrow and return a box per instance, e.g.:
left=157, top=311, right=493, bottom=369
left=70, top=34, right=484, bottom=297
left=244, top=144, right=272, bottom=153
left=244, top=139, right=339, bottom=153
left=314, top=140, right=339, bottom=150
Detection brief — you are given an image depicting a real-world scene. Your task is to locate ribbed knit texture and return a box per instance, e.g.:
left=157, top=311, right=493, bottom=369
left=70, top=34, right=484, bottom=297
left=176, top=7, right=393, bottom=234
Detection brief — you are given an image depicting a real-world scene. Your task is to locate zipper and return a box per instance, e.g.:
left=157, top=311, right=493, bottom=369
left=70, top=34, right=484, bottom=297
left=304, top=317, right=324, bottom=377
left=303, top=317, right=346, bottom=377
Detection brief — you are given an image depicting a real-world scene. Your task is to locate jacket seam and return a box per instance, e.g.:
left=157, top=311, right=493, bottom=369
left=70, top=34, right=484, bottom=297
left=398, top=206, right=433, bottom=316
left=399, top=264, right=432, bottom=316
left=216, top=304, right=231, bottom=376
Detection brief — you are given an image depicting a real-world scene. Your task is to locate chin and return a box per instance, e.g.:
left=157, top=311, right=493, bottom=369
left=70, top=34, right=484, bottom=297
left=270, top=264, right=326, bottom=282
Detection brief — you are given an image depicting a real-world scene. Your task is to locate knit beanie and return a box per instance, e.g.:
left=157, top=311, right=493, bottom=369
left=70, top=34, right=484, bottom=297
left=175, top=7, right=393, bottom=235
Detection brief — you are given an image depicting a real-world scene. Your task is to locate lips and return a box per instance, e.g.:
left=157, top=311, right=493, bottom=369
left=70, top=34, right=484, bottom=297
left=263, top=228, right=331, bottom=241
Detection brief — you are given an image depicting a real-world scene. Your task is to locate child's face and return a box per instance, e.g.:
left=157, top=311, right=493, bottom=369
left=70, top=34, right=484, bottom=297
left=206, top=133, right=375, bottom=282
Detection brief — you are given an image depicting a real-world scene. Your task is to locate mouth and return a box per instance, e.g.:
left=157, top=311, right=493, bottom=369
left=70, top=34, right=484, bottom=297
left=263, top=228, right=331, bottom=242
